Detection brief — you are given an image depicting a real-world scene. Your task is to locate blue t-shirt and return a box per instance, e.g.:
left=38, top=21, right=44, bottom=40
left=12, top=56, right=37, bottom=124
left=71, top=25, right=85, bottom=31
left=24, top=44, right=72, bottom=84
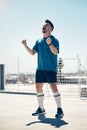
left=33, top=35, right=59, bottom=73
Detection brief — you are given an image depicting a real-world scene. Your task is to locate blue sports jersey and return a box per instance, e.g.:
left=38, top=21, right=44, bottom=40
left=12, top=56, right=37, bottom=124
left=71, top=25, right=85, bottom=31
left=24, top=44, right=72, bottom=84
left=33, top=35, right=59, bottom=72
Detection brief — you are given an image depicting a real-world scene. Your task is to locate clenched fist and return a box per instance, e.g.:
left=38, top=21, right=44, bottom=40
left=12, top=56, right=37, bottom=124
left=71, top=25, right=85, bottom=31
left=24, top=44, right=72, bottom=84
left=46, top=37, right=52, bottom=45
left=22, top=39, right=27, bottom=46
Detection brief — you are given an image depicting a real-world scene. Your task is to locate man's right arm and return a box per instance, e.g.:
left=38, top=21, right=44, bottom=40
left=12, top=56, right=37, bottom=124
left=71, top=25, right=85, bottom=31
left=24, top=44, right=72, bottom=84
left=22, top=40, right=36, bottom=55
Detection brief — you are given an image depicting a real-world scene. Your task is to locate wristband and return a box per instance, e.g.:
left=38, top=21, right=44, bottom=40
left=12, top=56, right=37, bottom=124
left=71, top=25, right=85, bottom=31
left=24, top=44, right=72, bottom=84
left=48, top=43, right=53, bottom=46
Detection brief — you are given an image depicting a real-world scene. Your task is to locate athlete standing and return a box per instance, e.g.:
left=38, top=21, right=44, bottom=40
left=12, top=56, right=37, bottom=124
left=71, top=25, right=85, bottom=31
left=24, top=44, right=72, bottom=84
left=22, top=19, right=64, bottom=118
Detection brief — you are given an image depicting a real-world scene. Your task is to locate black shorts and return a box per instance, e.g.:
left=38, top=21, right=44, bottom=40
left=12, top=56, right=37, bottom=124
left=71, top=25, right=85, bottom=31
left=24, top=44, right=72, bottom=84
left=35, top=70, right=57, bottom=83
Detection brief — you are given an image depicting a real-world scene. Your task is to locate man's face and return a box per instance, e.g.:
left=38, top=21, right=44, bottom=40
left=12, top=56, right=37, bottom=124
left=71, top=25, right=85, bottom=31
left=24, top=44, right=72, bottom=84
left=42, top=23, right=52, bottom=33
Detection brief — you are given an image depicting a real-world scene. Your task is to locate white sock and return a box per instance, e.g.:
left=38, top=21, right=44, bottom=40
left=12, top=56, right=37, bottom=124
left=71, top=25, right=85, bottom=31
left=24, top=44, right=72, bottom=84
left=37, top=92, right=44, bottom=110
left=53, top=91, right=61, bottom=108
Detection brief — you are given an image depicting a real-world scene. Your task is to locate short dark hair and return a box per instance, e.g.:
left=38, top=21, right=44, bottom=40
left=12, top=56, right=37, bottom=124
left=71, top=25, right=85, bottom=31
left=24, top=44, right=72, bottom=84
left=45, top=19, right=54, bottom=30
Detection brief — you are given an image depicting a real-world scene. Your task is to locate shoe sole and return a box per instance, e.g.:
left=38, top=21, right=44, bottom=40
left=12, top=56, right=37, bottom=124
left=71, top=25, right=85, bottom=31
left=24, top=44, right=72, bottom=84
left=32, top=112, right=46, bottom=116
left=55, top=113, right=64, bottom=118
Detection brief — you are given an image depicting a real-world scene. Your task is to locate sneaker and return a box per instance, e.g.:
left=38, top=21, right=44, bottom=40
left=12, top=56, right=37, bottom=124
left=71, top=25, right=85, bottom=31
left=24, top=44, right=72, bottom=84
left=55, top=107, right=64, bottom=118
left=32, top=107, right=46, bottom=116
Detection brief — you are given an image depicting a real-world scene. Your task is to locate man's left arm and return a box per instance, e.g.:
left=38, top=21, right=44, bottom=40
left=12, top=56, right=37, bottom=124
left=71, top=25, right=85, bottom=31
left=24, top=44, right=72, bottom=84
left=46, top=37, right=59, bottom=55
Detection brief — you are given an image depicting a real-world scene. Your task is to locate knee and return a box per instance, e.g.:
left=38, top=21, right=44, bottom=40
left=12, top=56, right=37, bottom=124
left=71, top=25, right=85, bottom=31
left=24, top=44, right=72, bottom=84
left=36, top=86, right=43, bottom=93
left=50, top=83, right=58, bottom=92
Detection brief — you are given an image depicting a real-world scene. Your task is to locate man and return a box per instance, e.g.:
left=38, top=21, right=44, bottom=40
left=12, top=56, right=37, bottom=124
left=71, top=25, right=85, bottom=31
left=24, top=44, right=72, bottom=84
left=22, top=19, right=64, bottom=118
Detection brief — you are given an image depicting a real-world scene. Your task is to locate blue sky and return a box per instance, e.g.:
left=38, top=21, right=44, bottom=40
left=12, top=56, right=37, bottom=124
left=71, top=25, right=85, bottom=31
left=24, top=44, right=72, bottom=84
left=0, top=0, right=87, bottom=74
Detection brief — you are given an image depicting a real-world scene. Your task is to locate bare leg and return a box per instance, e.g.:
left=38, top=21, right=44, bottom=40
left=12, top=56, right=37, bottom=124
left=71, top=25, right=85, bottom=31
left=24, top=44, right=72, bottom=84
left=49, top=83, right=58, bottom=92
left=36, top=83, right=43, bottom=93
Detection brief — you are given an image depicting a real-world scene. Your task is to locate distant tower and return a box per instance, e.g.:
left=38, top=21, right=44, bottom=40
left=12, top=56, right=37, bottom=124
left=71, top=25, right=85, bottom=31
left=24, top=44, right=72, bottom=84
left=58, top=58, right=64, bottom=83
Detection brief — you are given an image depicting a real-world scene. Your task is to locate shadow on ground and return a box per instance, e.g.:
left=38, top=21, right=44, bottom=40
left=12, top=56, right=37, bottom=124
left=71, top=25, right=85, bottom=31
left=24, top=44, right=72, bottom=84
left=26, top=115, right=68, bottom=128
